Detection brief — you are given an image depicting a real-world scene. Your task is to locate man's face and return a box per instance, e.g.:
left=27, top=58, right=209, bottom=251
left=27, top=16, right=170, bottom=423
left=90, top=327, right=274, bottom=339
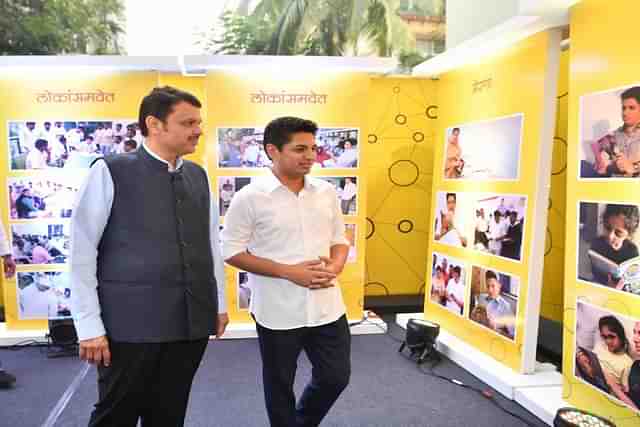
left=446, top=196, right=456, bottom=213
left=268, top=132, right=316, bottom=177
left=487, top=278, right=501, bottom=299
left=633, top=321, right=640, bottom=354
left=152, top=101, right=202, bottom=157
left=622, top=98, right=640, bottom=127
left=44, top=123, right=51, bottom=131
left=510, top=213, right=517, bottom=225
left=27, top=123, right=35, bottom=131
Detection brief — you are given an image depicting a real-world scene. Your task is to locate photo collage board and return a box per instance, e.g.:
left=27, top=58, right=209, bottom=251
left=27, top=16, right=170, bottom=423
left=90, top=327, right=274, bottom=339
left=215, top=126, right=361, bottom=316
left=429, top=115, right=527, bottom=344
left=564, top=80, right=640, bottom=416
left=423, top=28, right=561, bottom=374
left=6, top=118, right=144, bottom=321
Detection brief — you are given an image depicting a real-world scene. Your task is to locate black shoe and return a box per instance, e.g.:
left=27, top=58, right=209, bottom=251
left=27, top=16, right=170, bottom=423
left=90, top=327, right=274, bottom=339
left=0, top=370, right=16, bottom=388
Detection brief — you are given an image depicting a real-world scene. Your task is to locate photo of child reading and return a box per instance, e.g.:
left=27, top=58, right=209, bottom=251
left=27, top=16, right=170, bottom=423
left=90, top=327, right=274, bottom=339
left=468, top=266, right=518, bottom=340
left=578, top=202, right=640, bottom=296
left=575, top=300, right=640, bottom=413
left=580, top=86, right=640, bottom=178
left=429, top=252, right=466, bottom=316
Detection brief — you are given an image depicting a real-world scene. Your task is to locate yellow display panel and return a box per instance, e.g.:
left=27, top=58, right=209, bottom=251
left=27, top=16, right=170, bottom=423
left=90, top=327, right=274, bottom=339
left=424, top=30, right=561, bottom=373
left=540, top=49, right=569, bottom=323
left=563, top=0, right=640, bottom=423
left=363, top=77, right=438, bottom=297
left=0, top=70, right=157, bottom=330
left=205, top=70, right=369, bottom=323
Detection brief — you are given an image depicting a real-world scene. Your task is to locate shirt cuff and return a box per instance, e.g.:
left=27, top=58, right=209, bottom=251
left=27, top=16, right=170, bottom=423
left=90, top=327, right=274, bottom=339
left=217, top=288, right=227, bottom=313
left=222, top=243, right=247, bottom=261
left=73, top=313, right=106, bottom=341
left=330, top=237, right=349, bottom=247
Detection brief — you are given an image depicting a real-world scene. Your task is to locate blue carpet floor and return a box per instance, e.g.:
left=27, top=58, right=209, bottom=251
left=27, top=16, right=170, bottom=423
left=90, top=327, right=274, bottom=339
left=1, top=321, right=548, bottom=427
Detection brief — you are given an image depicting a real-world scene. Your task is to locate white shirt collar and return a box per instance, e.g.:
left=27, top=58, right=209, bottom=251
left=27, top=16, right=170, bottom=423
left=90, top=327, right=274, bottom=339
left=142, top=143, right=184, bottom=172
left=260, top=168, right=319, bottom=193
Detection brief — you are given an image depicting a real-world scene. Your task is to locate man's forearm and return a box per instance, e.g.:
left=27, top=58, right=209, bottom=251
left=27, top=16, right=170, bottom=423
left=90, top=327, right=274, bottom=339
left=226, top=252, right=291, bottom=280
left=329, top=244, right=349, bottom=274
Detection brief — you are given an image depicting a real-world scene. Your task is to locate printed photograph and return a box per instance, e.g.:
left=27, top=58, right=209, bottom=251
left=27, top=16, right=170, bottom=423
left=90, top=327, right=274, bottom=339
left=433, top=191, right=472, bottom=249
left=444, top=114, right=523, bottom=180
left=574, top=299, right=640, bottom=413
left=318, top=177, right=358, bottom=215
left=8, top=120, right=141, bottom=170
left=472, top=194, right=527, bottom=261
left=217, top=127, right=359, bottom=169
left=429, top=252, right=466, bottom=316
left=17, top=272, right=72, bottom=320
left=578, top=202, right=640, bottom=296
left=218, top=177, right=253, bottom=217
left=237, top=271, right=251, bottom=311
left=468, top=266, right=519, bottom=341
left=8, top=174, right=85, bottom=220
left=580, top=85, right=640, bottom=178
left=11, top=222, right=70, bottom=266
left=345, top=224, right=357, bottom=263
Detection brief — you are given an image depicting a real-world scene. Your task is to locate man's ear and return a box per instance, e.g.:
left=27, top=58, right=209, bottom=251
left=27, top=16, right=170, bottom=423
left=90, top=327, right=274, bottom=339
left=145, top=116, right=163, bottom=136
left=265, top=143, right=278, bottom=160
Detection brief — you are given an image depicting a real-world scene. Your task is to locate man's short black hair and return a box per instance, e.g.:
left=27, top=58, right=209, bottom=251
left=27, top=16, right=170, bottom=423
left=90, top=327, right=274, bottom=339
left=485, top=270, right=498, bottom=282
left=453, top=266, right=461, bottom=275
left=621, top=86, right=640, bottom=105
left=263, top=117, right=318, bottom=159
left=138, top=86, right=201, bottom=137
left=124, top=139, right=138, bottom=150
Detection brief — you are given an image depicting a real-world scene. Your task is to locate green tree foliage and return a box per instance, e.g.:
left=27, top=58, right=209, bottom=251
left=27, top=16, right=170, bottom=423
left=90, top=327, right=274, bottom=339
left=0, top=0, right=125, bottom=55
left=207, top=0, right=415, bottom=57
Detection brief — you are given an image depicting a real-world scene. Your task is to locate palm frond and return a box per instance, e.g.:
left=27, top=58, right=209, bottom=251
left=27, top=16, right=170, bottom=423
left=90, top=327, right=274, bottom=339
left=267, top=0, right=309, bottom=54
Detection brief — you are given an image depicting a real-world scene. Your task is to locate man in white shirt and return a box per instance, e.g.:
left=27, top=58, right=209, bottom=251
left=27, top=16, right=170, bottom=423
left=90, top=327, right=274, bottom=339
left=339, top=177, right=357, bottom=215
left=223, top=116, right=351, bottom=427
left=19, top=121, right=38, bottom=153
left=445, top=266, right=465, bottom=315
left=485, top=270, right=515, bottom=339
left=0, top=220, right=17, bottom=388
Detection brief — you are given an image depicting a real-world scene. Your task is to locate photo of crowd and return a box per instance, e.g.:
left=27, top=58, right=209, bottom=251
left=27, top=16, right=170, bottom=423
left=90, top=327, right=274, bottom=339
left=9, top=120, right=142, bottom=170
left=578, top=202, right=640, bottom=296
left=217, top=127, right=359, bottom=169
left=319, top=177, right=358, bottom=215
left=218, top=177, right=252, bottom=217
left=473, top=195, right=526, bottom=261
left=237, top=271, right=251, bottom=311
left=580, top=85, right=640, bottom=179
left=8, top=174, right=84, bottom=220
left=469, top=266, right=519, bottom=341
left=429, top=252, right=466, bottom=316
left=574, top=299, right=640, bottom=413
left=17, top=272, right=71, bottom=320
left=444, top=114, right=522, bottom=180
left=11, top=222, right=70, bottom=266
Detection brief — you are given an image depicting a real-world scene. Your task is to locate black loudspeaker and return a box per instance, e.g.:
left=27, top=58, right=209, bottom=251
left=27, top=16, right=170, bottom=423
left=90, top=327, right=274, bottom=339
left=398, top=318, right=440, bottom=364
left=47, top=319, right=78, bottom=358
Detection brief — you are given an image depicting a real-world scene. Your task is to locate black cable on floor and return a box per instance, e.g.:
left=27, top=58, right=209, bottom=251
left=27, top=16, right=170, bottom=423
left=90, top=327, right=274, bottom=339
left=367, top=316, right=541, bottom=427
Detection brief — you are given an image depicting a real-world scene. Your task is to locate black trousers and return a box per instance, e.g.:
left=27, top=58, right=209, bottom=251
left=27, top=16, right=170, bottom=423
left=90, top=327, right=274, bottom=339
left=88, top=338, right=208, bottom=427
left=255, top=315, right=351, bottom=427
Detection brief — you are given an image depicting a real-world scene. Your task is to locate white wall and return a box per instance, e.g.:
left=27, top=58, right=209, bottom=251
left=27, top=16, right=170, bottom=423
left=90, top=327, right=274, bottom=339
left=445, top=0, right=520, bottom=49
